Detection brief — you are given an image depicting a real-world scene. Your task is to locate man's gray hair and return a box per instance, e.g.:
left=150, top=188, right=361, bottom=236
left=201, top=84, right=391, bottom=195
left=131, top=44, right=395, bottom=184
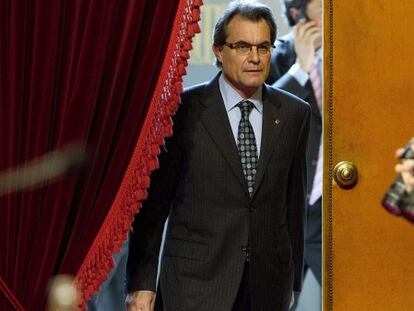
left=213, top=0, right=277, bottom=68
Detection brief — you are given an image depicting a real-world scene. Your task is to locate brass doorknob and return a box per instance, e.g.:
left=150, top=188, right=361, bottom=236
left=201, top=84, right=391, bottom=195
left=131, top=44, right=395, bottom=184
left=333, top=161, right=358, bottom=189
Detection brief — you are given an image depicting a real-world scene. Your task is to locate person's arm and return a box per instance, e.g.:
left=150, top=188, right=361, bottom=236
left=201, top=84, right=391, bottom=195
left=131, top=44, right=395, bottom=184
left=270, top=21, right=321, bottom=100
left=125, top=125, right=183, bottom=311
left=287, top=102, right=311, bottom=292
left=293, top=21, right=321, bottom=73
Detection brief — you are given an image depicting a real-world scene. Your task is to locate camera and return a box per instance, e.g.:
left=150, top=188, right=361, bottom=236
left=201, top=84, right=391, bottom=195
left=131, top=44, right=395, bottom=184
left=382, top=141, right=414, bottom=222
left=400, top=190, right=414, bottom=222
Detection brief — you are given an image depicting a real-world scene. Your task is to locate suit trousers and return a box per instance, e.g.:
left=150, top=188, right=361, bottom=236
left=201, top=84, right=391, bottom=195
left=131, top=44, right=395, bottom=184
left=231, top=262, right=251, bottom=311
left=154, top=262, right=251, bottom=311
left=290, top=197, right=322, bottom=310
left=305, top=197, right=322, bottom=284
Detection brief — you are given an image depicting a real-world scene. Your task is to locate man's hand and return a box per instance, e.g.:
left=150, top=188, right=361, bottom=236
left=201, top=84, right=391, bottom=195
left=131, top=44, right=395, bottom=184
left=293, top=20, right=322, bottom=72
left=125, top=291, right=156, bottom=311
left=395, top=143, right=414, bottom=194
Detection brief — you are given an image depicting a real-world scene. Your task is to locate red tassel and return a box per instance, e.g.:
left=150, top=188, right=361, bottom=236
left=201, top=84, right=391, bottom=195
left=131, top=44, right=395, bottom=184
left=187, top=24, right=194, bottom=36
left=192, top=8, right=201, bottom=21
left=149, top=158, right=159, bottom=171
left=177, top=63, right=186, bottom=75
left=141, top=175, right=151, bottom=188
left=169, top=94, right=181, bottom=105
left=182, top=40, right=193, bottom=51
left=179, top=50, right=190, bottom=59
left=150, top=144, right=161, bottom=156
left=136, top=189, right=148, bottom=201
left=164, top=122, right=174, bottom=137
left=175, top=82, right=183, bottom=93
left=193, top=23, right=201, bottom=34
left=182, top=58, right=189, bottom=67
left=153, top=134, right=164, bottom=145
left=173, top=75, right=183, bottom=84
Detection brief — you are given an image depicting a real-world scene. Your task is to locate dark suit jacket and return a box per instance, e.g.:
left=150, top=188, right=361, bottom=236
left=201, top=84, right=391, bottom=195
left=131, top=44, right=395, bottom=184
left=127, top=73, right=310, bottom=311
left=267, top=33, right=322, bottom=282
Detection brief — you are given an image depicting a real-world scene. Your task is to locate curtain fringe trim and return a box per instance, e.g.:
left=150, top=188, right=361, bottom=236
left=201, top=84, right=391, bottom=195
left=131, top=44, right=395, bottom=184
left=74, top=0, right=203, bottom=308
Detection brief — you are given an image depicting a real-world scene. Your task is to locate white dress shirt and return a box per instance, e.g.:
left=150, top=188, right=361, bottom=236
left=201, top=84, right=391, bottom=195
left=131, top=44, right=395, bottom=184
left=218, top=74, right=263, bottom=157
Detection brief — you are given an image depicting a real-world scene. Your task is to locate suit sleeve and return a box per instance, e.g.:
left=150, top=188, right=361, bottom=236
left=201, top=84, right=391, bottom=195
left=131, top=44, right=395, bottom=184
left=126, top=120, right=182, bottom=293
left=287, top=103, right=311, bottom=292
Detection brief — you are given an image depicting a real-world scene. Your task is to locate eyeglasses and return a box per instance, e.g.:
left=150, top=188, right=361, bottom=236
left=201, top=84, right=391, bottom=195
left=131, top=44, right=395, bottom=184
left=223, top=41, right=275, bottom=56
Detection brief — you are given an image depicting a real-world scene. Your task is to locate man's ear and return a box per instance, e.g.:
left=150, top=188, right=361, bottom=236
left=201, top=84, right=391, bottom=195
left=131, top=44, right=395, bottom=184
left=212, top=44, right=223, bottom=63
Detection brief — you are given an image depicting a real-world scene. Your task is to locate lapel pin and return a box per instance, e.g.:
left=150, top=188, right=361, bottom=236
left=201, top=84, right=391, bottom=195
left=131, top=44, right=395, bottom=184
left=274, top=119, right=280, bottom=125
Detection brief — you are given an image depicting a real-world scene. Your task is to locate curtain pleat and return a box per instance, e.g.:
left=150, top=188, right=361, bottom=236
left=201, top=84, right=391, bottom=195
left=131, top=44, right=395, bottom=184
left=0, top=0, right=202, bottom=310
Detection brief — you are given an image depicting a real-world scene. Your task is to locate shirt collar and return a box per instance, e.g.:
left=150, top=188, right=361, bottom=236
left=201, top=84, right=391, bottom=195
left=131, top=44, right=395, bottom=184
left=219, top=73, right=263, bottom=114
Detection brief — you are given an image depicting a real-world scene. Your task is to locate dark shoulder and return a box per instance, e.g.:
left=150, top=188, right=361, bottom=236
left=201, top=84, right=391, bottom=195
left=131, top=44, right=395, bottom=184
left=181, top=81, right=208, bottom=103
left=267, top=34, right=296, bottom=84
left=173, top=81, right=211, bottom=127
left=266, top=84, right=310, bottom=113
left=274, top=34, right=295, bottom=58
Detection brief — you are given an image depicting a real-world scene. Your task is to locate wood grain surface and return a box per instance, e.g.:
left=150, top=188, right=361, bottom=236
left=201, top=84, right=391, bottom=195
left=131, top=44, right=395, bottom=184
left=324, top=1, right=414, bottom=310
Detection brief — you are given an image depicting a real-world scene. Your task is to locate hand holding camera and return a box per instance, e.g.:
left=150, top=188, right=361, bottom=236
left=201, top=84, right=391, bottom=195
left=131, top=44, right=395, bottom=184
left=395, top=142, right=414, bottom=194
left=382, top=138, right=414, bottom=222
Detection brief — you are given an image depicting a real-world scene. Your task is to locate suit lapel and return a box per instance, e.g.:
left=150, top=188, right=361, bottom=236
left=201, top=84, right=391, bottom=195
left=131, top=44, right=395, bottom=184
left=252, top=85, right=283, bottom=198
left=199, top=75, right=249, bottom=197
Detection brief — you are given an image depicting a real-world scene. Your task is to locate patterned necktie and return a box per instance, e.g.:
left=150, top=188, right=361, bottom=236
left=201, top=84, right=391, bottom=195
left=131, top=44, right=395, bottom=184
left=237, top=100, right=258, bottom=196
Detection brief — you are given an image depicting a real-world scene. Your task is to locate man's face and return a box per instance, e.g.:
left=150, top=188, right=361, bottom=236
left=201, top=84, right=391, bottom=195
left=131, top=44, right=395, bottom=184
left=213, top=15, right=272, bottom=98
left=305, top=0, right=322, bottom=29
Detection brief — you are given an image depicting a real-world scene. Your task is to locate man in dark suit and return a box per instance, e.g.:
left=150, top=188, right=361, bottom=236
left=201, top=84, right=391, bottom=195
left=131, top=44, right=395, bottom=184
left=126, top=1, right=310, bottom=310
left=266, top=0, right=322, bottom=307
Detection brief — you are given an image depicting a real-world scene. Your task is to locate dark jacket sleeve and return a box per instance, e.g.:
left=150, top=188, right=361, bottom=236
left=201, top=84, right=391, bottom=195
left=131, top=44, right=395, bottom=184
left=288, top=102, right=311, bottom=292
left=126, top=118, right=183, bottom=293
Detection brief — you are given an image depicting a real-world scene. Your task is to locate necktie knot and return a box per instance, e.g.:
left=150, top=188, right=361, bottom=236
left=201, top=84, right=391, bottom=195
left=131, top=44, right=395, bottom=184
left=237, top=100, right=254, bottom=120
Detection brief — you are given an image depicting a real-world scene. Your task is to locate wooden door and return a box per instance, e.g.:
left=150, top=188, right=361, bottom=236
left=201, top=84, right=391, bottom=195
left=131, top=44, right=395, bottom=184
left=324, top=1, right=414, bottom=310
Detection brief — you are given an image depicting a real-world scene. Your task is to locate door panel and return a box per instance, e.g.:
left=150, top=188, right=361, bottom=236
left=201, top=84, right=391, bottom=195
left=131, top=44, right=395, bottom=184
left=325, top=1, right=414, bottom=310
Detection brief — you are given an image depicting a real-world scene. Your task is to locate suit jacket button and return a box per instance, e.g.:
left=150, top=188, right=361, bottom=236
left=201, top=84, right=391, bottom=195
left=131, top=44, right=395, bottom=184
left=312, top=160, right=317, bottom=166
left=241, top=245, right=247, bottom=252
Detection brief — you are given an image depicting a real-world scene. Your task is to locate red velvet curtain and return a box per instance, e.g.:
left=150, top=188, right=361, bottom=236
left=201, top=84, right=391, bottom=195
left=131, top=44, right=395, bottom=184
left=0, top=0, right=201, bottom=310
